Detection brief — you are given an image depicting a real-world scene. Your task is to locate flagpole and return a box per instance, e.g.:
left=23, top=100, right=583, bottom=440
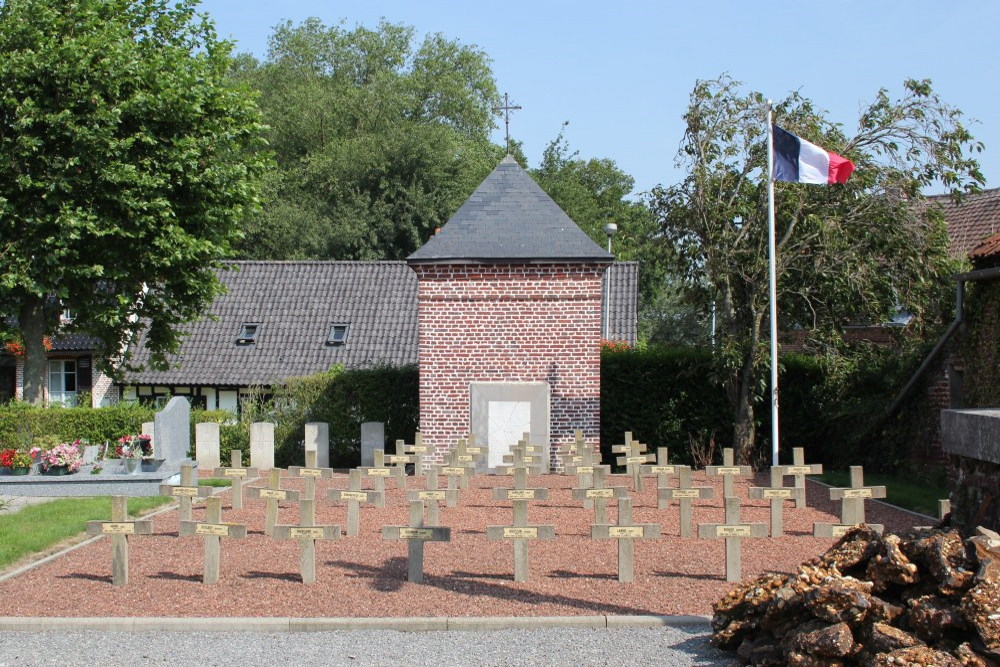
left=766, top=101, right=780, bottom=468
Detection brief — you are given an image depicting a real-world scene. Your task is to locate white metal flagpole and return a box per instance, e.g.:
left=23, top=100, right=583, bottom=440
left=766, top=101, right=780, bottom=467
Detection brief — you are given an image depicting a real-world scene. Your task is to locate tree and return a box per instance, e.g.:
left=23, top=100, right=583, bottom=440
left=0, top=0, right=268, bottom=403
left=231, top=19, right=504, bottom=261
left=650, top=76, right=983, bottom=464
left=530, top=125, right=665, bottom=316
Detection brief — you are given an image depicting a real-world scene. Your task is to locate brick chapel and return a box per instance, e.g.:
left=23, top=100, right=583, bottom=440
left=407, top=156, right=614, bottom=470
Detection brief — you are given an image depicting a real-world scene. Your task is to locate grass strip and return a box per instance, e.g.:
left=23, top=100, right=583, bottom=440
left=198, top=478, right=232, bottom=487
left=818, top=470, right=947, bottom=518
left=0, top=496, right=171, bottom=570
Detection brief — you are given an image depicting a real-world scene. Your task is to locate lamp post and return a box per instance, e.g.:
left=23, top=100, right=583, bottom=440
left=602, top=223, right=618, bottom=338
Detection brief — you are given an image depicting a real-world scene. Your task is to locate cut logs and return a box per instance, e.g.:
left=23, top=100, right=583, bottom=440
left=711, top=525, right=1000, bottom=666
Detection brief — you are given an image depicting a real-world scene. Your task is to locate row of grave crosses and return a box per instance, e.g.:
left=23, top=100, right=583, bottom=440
left=90, top=435, right=887, bottom=587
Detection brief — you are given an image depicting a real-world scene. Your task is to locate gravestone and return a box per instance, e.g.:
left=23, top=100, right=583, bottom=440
left=571, top=465, right=627, bottom=525
left=486, top=466, right=556, bottom=582
left=401, top=433, right=430, bottom=477
left=304, top=422, right=330, bottom=469
left=85, top=496, right=153, bottom=586
left=360, top=422, right=384, bottom=468
left=360, top=450, right=406, bottom=507
left=565, top=432, right=599, bottom=509
left=698, top=496, right=768, bottom=582
left=439, top=451, right=469, bottom=506
left=195, top=422, right=221, bottom=471
left=706, top=448, right=752, bottom=499
left=246, top=469, right=301, bottom=536
left=613, top=433, right=653, bottom=491
left=212, top=450, right=258, bottom=510
left=658, top=466, right=713, bottom=538
left=159, top=462, right=212, bottom=524
left=381, top=500, right=451, bottom=583
left=81, top=444, right=101, bottom=465
left=406, top=468, right=456, bottom=526
left=328, top=469, right=383, bottom=537
left=454, top=437, right=486, bottom=488
left=748, top=467, right=795, bottom=537
left=640, top=447, right=679, bottom=510
left=272, top=473, right=340, bottom=584
left=813, top=466, right=886, bottom=538
left=776, top=447, right=823, bottom=509
left=154, top=397, right=190, bottom=465
left=249, top=422, right=275, bottom=470
left=288, top=450, right=334, bottom=511
left=179, top=496, right=247, bottom=584
left=591, top=498, right=660, bottom=583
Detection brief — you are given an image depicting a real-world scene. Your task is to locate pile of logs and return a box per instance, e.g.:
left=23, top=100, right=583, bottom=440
left=711, top=525, right=1000, bottom=666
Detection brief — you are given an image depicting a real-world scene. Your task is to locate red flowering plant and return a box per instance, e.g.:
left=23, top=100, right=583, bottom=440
left=33, top=440, right=83, bottom=473
left=0, top=448, right=33, bottom=469
left=600, top=338, right=632, bottom=353
left=116, top=434, right=153, bottom=459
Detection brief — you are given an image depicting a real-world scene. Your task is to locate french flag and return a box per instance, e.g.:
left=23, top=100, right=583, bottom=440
left=772, top=125, right=855, bottom=184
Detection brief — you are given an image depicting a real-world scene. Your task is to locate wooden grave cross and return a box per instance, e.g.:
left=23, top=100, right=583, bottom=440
left=211, top=450, right=258, bottom=510
left=640, top=447, right=680, bottom=510
left=438, top=450, right=470, bottom=505
left=486, top=466, right=556, bottom=582
left=591, top=497, right=660, bottom=583
left=85, top=496, right=154, bottom=587
left=288, top=449, right=334, bottom=505
left=776, top=447, right=823, bottom=508
left=159, top=462, right=213, bottom=524
left=698, top=496, right=768, bottom=583
left=361, top=449, right=406, bottom=506
left=381, top=500, right=451, bottom=583
left=560, top=429, right=592, bottom=468
left=612, top=432, right=653, bottom=491
left=406, top=467, right=457, bottom=525
left=401, top=432, right=429, bottom=477
left=328, top=469, right=383, bottom=536
left=272, top=481, right=340, bottom=584
left=571, top=464, right=628, bottom=525
left=748, top=467, right=796, bottom=537
left=705, top=448, right=752, bottom=499
left=813, top=466, right=886, bottom=538
left=246, top=468, right=302, bottom=537
left=497, top=439, right=545, bottom=476
left=179, top=496, right=247, bottom=584
left=565, top=434, right=599, bottom=509
left=658, top=466, right=714, bottom=538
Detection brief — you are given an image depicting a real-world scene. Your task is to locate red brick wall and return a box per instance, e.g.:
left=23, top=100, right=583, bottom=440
left=412, top=263, right=606, bottom=467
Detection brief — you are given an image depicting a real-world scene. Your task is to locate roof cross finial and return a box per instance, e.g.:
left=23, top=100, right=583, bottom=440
left=493, top=92, right=522, bottom=156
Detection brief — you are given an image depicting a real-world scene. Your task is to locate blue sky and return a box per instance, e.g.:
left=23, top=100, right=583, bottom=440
left=198, top=0, right=999, bottom=198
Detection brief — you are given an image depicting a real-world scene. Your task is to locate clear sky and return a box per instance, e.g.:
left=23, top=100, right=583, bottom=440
left=197, top=0, right=999, bottom=198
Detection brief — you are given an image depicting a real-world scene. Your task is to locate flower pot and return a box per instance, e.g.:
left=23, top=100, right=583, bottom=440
left=123, top=458, right=140, bottom=475
left=10, top=467, right=30, bottom=476
left=43, top=465, right=70, bottom=476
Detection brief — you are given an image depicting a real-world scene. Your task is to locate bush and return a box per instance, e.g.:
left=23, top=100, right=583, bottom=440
left=0, top=401, right=154, bottom=449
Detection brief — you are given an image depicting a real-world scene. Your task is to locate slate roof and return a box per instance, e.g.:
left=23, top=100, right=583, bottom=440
left=407, top=156, right=614, bottom=264
left=50, top=333, right=99, bottom=352
left=122, top=260, right=639, bottom=387
left=929, top=187, right=1000, bottom=259
left=124, top=262, right=419, bottom=386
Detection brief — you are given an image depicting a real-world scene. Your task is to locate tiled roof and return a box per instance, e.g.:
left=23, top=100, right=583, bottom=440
left=50, top=333, right=99, bottom=351
left=969, top=231, right=1000, bottom=263
left=124, top=262, right=419, bottom=386
left=122, top=261, right=639, bottom=386
left=604, top=261, right=638, bottom=344
left=929, top=188, right=1000, bottom=259
left=407, top=156, right=613, bottom=264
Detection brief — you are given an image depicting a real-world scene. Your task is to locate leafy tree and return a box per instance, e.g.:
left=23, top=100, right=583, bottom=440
left=530, top=125, right=666, bottom=315
left=0, top=0, right=268, bottom=403
left=649, top=76, right=983, bottom=464
left=232, top=19, right=505, bottom=260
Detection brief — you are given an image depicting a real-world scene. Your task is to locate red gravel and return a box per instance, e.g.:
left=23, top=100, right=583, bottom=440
left=0, top=470, right=927, bottom=618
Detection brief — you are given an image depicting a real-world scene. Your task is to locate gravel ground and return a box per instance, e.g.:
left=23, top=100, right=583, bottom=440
left=0, top=627, right=738, bottom=666
left=0, top=471, right=925, bottom=619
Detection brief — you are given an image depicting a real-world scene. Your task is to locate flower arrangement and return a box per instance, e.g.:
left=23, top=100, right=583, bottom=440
left=0, top=448, right=33, bottom=469
left=32, top=440, right=83, bottom=473
left=2, top=336, right=52, bottom=357
left=116, top=434, right=153, bottom=459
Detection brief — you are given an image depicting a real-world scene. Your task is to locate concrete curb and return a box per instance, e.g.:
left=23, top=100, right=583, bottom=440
left=0, top=615, right=712, bottom=632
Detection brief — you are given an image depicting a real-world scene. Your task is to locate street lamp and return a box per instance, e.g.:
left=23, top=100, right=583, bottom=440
left=603, top=222, right=618, bottom=254
left=602, top=222, right=618, bottom=339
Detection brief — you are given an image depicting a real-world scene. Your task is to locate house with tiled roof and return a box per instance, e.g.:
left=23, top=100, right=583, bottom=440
left=929, top=187, right=1000, bottom=259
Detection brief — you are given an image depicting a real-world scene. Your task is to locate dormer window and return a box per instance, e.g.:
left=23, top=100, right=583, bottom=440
left=327, top=323, right=349, bottom=346
left=236, top=322, right=261, bottom=346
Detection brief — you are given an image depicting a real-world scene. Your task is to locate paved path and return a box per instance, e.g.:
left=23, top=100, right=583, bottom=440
left=0, top=627, right=738, bottom=666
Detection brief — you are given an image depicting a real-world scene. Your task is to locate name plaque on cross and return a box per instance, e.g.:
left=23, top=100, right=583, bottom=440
left=224, top=468, right=249, bottom=477
left=101, top=523, right=136, bottom=535
left=381, top=500, right=451, bottom=583
left=504, top=527, right=538, bottom=539
left=85, top=496, right=154, bottom=587
left=591, top=498, right=660, bottom=582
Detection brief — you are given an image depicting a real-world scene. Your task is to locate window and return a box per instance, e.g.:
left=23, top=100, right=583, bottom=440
left=236, top=323, right=261, bottom=346
left=48, top=360, right=77, bottom=406
left=326, top=323, right=349, bottom=346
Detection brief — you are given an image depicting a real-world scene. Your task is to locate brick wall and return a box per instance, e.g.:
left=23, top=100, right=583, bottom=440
left=412, top=263, right=606, bottom=467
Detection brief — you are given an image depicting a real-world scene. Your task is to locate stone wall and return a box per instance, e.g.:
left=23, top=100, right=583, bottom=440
left=941, top=408, right=1000, bottom=534
left=413, top=263, right=605, bottom=464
